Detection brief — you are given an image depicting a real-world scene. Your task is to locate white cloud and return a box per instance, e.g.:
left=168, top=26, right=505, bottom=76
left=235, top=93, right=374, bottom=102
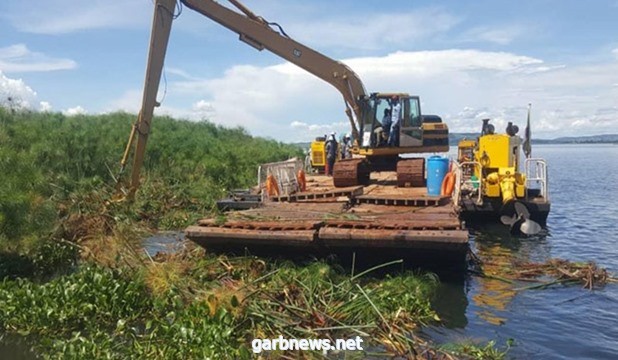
left=461, top=25, right=528, bottom=45
left=166, top=67, right=199, bottom=81
left=39, top=101, right=52, bottom=112
left=63, top=106, right=87, bottom=116
left=290, top=120, right=349, bottom=137
left=612, top=48, right=618, bottom=60
left=105, top=49, right=618, bottom=140
left=4, top=0, right=151, bottom=34
left=287, top=8, right=460, bottom=50
left=0, top=70, right=38, bottom=109
left=107, top=89, right=141, bottom=114
left=0, top=71, right=55, bottom=112
left=154, top=50, right=550, bottom=140
left=343, top=49, right=543, bottom=77
left=191, top=100, right=216, bottom=120
left=0, top=44, right=76, bottom=73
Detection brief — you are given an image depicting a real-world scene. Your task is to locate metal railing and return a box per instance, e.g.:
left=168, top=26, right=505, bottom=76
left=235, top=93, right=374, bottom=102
left=257, top=158, right=303, bottom=200
left=524, top=158, right=549, bottom=202
left=453, top=161, right=483, bottom=206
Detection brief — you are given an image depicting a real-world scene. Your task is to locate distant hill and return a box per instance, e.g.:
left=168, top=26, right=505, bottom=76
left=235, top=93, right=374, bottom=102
left=448, top=133, right=478, bottom=146
left=293, top=133, right=618, bottom=148
left=533, top=134, right=618, bottom=144
left=450, top=133, right=618, bottom=145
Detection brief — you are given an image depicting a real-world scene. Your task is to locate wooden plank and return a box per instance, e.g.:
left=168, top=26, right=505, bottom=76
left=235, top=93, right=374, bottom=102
left=323, top=219, right=460, bottom=230
left=355, top=195, right=448, bottom=207
left=185, top=226, right=316, bottom=246
left=271, top=186, right=363, bottom=202
left=197, top=219, right=322, bottom=230
left=348, top=206, right=457, bottom=221
left=318, top=228, right=468, bottom=249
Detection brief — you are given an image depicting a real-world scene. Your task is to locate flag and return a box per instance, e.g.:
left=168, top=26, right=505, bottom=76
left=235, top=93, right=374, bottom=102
left=523, top=103, right=532, bottom=158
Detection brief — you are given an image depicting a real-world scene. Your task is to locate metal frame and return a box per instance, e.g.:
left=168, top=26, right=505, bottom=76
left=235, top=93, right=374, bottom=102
left=257, top=158, right=303, bottom=200
left=453, top=161, right=483, bottom=206
left=524, top=158, right=548, bottom=201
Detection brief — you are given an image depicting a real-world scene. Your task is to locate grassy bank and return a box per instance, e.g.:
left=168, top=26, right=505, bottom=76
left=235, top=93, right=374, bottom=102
left=0, top=107, right=506, bottom=359
left=0, top=107, right=301, bottom=255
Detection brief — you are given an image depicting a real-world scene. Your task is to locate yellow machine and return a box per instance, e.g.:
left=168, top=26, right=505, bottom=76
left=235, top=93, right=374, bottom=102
left=456, top=119, right=550, bottom=235
left=475, top=133, right=526, bottom=203
left=308, top=136, right=345, bottom=173
left=459, top=119, right=526, bottom=204
left=309, top=137, right=327, bottom=173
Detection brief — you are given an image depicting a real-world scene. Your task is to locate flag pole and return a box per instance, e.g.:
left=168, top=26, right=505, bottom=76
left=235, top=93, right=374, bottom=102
left=523, top=103, right=532, bottom=159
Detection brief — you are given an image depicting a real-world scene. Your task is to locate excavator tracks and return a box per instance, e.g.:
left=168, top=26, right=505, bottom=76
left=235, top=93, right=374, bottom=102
left=396, top=158, right=425, bottom=188
left=332, top=158, right=370, bottom=187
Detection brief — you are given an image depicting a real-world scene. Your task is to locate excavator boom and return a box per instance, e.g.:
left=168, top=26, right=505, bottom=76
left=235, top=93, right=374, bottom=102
left=122, top=0, right=449, bottom=195
left=123, top=0, right=176, bottom=196
left=124, top=0, right=369, bottom=195
left=181, top=0, right=366, bottom=138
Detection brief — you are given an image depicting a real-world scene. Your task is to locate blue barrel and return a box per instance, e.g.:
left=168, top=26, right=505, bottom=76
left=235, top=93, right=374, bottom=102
left=426, top=156, right=449, bottom=196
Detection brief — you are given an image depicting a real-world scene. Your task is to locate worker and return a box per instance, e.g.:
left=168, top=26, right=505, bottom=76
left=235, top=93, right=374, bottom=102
left=388, top=96, right=401, bottom=146
left=381, top=108, right=392, bottom=145
left=341, top=134, right=352, bottom=159
left=324, top=133, right=337, bottom=176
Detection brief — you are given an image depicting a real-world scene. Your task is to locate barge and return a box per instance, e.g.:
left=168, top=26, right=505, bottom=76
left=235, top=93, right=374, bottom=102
left=186, top=119, right=550, bottom=265
left=187, top=171, right=469, bottom=269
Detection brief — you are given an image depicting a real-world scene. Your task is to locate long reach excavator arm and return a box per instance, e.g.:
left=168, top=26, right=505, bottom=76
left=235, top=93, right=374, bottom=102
left=121, top=0, right=450, bottom=195
left=120, top=0, right=368, bottom=196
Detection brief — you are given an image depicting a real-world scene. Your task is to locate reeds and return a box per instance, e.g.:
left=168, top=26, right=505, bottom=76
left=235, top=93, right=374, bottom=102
left=512, top=259, right=616, bottom=290
left=473, top=252, right=616, bottom=291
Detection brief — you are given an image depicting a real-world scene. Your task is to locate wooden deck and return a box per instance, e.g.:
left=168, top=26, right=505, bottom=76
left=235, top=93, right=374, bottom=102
left=185, top=172, right=469, bottom=254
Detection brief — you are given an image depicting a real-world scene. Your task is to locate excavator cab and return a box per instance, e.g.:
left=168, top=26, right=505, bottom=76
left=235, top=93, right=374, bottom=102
left=357, top=93, right=447, bottom=155
left=359, top=94, right=421, bottom=148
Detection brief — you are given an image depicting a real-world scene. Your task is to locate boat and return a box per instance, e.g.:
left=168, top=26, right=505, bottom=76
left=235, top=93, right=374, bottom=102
left=453, top=119, right=550, bottom=234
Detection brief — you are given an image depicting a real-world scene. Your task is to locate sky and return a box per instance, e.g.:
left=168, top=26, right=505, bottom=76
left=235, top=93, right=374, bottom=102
left=1, top=0, right=618, bottom=142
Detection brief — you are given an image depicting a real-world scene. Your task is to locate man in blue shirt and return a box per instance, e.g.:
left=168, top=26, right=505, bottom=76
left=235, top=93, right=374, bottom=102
left=388, top=96, right=401, bottom=147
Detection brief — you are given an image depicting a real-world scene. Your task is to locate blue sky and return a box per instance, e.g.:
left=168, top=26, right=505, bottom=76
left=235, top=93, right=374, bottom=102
left=1, top=0, right=617, bottom=141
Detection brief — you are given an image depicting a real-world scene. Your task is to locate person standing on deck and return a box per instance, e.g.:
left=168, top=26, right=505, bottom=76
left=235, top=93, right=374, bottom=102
left=388, top=96, right=401, bottom=146
left=324, top=133, right=338, bottom=176
left=381, top=108, right=392, bottom=145
left=341, top=134, right=353, bottom=159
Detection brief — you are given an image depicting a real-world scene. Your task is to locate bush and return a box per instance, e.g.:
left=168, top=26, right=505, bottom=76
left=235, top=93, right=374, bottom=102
left=0, top=107, right=302, bottom=273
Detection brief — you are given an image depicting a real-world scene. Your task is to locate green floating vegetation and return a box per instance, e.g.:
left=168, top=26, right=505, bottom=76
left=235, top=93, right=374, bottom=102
left=440, top=339, right=513, bottom=360
left=0, top=265, right=244, bottom=359
left=0, top=250, right=437, bottom=359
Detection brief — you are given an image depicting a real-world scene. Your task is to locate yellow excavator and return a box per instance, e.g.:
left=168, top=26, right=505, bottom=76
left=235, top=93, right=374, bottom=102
left=118, top=0, right=449, bottom=195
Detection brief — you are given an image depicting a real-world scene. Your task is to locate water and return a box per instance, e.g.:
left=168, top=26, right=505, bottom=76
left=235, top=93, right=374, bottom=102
left=0, top=334, right=36, bottom=360
left=429, top=144, right=618, bottom=359
left=143, top=231, right=185, bottom=257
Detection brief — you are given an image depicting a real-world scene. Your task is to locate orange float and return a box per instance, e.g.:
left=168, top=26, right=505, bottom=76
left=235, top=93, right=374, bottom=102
left=441, top=171, right=455, bottom=196
left=266, top=174, right=280, bottom=197
left=297, top=169, right=307, bottom=192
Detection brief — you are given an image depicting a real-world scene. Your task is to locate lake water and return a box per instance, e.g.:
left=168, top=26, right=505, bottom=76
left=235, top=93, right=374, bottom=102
left=429, top=144, right=618, bottom=359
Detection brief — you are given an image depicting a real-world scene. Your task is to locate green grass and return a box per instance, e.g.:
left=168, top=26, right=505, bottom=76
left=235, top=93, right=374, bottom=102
left=0, top=107, right=301, bottom=259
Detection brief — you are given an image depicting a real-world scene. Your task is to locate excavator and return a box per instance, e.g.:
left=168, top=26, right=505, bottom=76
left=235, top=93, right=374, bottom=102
left=118, top=0, right=450, bottom=196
